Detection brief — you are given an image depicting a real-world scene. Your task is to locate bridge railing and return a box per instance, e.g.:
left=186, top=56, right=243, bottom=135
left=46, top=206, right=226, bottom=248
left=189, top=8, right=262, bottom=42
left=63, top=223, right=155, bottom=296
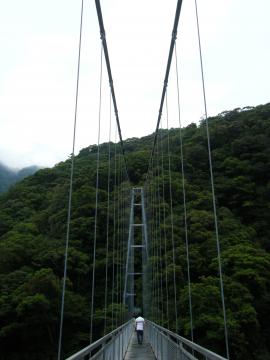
left=146, top=320, right=228, bottom=360
left=66, top=320, right=133, bottom=360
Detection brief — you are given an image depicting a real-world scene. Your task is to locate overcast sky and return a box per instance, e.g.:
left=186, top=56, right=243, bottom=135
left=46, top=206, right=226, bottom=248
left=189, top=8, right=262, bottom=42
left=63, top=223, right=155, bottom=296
left=0, top=0, right=269, bottom=169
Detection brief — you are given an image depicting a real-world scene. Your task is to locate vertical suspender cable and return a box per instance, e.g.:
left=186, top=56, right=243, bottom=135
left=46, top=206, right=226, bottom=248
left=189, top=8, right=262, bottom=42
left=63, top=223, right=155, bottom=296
left=111, top=126, right=118, bottom=329
left=120, top=163, right=123, bottom=324
left=154, top=153, right=161, bottom=324
left=160, top=120, right=170, bottom=326
left=90, top=45, right=103, bottom=344
left=115, top=156, right=119, bottom=326
left=121, top=153, right=125, bottom=321
left=104, top=93, right=112, bottom=335
left=119, top=166, right=123, bottom=321
left=148, top=181, right=154, bottom=320
left=151, top=166, right=156, bottom=321
left=151, top=171, right=155, bottom=321
left=194, top=1, right=229, bottom=358
left=131, top=190, right=135, bottom=315
left=119, top=157, right=123, bottom=322
left=157, top=130, right=164, bottom=326
left=175, top=45, right=194, bottom=341
left=165, top=92, right=178, bottom=333
left=149, top=169, right=155, bottom=319
left=57, top=1, right=84, bottom=358
left=116, top=151, right=121, bottom=325
left=152, top=158, right=159, bottom=322
left=152, top=158, right=157, bottom=321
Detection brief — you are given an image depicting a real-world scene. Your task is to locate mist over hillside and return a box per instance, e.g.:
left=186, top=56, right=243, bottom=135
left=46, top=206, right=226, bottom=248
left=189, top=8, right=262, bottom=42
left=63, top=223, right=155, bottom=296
left=0, top=162, right=39, bottom=192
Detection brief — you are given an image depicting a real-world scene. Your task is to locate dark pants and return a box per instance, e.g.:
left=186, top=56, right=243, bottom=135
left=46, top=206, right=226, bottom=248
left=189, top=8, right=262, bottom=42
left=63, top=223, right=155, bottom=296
left=136, top=330, right=143, bottom=344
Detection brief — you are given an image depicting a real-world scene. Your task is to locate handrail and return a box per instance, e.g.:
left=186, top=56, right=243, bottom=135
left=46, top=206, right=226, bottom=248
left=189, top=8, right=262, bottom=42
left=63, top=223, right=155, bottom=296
left=66, top=320, right=133, bottom=360
left=146, top=320, right=228, bottom=360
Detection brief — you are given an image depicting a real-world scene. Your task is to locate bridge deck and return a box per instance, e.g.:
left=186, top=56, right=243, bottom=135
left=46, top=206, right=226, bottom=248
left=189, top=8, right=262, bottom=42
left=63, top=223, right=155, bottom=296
left=124, top=331, right=156, bottom=359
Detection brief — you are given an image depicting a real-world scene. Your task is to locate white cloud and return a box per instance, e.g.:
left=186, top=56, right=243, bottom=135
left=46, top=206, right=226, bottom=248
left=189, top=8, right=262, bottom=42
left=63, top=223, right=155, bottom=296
left=0, top=0, right=269, bottom=168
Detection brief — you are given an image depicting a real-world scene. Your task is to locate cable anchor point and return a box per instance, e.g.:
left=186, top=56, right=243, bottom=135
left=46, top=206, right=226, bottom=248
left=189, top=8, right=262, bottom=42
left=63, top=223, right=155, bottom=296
left=172, top=31, right=177, bottom=41
left=100, top=31, right=106, bottom=41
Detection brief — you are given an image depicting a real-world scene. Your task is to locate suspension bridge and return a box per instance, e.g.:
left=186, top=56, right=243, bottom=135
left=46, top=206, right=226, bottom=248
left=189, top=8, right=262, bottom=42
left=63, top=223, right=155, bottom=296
left=58, top=0, right=230, bottom=359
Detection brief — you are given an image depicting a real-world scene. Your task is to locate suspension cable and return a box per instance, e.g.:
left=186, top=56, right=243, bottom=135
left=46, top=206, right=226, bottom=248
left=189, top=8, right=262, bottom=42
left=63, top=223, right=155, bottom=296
left=147, top=177, right=154, bottom=320
left=194, top=0, right=229, bottom=357
left=111, top=125, right=118, bottom=330
left=174, top=45, right=194, bottom=341
left=122, top=165, right=126, bottom=323
left=151, top=157, right=159, bottom=323
left=90, top=44, right=103, bottom=344
left=104, top=92, right=112, bottom=335
left=115, top=157, right=119, bottom=326
left=95, top=0, right=129, bottom=181
left=145, top=0, right=184, bottom=182
left=116, top=152, right=121, bottom=325
left=119, top=163, right=123, bottom=324
left=154, top=153, right=162, bottom=324
left=57, top=1, right=84, bottom=358
left=156, top=130, right=164, bottom=326
left=151, top=174, right=156, bottom=321
left=148, top=169, right=155, bottom=320
left=165, top=92, right=178, bottom=333
left=160, top=119, right=170, bottom=326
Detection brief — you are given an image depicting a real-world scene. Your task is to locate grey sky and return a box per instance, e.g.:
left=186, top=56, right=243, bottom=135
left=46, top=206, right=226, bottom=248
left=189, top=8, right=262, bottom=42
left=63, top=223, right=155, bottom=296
left=0, top=0, right=269, bottom=168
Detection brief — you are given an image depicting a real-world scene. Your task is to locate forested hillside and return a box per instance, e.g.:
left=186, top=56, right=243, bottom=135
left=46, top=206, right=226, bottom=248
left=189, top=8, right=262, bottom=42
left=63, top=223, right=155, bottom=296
left=0, top=103, right=269, bottom=360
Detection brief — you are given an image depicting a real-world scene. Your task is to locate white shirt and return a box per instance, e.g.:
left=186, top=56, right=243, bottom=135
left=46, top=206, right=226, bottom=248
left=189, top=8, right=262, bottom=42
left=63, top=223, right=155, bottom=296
left=135, top=316, right=145, bottom=331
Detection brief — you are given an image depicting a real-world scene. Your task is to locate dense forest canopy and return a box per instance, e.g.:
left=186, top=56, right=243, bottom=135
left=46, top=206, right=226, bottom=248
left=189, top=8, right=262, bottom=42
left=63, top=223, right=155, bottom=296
left=0, top=103, right=270, bottom=360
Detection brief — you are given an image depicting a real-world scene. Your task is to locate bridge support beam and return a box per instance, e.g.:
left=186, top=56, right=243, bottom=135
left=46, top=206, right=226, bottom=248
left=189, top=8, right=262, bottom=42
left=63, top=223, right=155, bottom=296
left=123, top=188, right=148, bottom=316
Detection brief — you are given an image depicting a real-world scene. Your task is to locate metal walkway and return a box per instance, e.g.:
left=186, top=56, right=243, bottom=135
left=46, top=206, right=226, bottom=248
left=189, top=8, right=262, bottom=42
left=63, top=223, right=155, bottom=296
left=124, top=332, right=156, bottom=360
left=66, top=320, right=228, bottom=360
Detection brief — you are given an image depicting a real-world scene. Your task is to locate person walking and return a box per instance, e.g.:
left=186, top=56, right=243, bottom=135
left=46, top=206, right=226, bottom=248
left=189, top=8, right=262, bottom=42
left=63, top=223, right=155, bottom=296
left=135, top=314, right=145, bottom=345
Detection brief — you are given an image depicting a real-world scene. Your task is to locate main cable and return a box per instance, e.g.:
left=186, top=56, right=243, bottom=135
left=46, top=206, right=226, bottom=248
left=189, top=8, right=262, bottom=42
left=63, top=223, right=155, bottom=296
left=95, top=0, right=129, bottom=182
left=145, top=0, right=184, bottom=183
